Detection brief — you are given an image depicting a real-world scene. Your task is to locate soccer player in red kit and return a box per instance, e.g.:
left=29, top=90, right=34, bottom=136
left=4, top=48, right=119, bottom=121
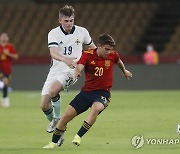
left=43, top=34, right=132, bottom=148
left=0, top=32, right=18, bottom=107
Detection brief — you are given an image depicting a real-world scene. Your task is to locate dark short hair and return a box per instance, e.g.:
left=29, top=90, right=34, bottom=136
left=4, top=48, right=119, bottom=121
left=59, top=5, right=75, bottom=18
left=98, top=34, right=115, bottom=47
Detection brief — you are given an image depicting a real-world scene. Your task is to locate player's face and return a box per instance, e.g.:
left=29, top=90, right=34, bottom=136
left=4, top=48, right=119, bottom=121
left=0, top=33, right=9, bottom=44
left=59, top=15, right=74, bottom=33
left=99, top=44, right=113, bottom=59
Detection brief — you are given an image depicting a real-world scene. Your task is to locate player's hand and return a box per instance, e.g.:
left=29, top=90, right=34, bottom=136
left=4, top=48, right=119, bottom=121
left=75, top=70, right=81, bottom=78
left=3, top=49, right=10, bottom=56
left=123, top=70, right=132, bottom=80
left=64, top=57, right=77, bottom=69
left=75, top=66, right=81, bottom=78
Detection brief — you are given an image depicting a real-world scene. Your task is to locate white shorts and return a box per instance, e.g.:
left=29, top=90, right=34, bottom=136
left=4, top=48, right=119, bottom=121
left=41, top=68, right=76, bottom=96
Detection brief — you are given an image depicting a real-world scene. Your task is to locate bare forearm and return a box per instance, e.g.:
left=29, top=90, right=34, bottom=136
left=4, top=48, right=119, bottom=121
left=49, top=47, right=76, bottom=68
left=117, top=58, right=132, bottom=79
left=117, top=59, right=126, bottom=74
left=7, top=53, right=18, bottom=59
left=50, top=49, right=65, bottom=62
left=75, top=64, right=84, bottom=77
left=76, top=64, right=84, bottom=73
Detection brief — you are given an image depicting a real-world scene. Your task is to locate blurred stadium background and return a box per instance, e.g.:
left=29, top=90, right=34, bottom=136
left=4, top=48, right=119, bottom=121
left=1, top=1, right=180, bottom=153
left=0, top=0, right=180, bottom=90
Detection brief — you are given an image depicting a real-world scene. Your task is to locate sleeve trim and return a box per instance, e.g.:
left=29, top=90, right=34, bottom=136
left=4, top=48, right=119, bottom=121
left=84, top=39, right=92, bottom=46
left=48, top=42, right=58, bottom=46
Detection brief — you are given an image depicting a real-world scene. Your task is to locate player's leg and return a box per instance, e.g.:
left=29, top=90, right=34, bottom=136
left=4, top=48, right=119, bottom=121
left=47, top=71, right=75, bottom=130
left=43, top=105, right=77, bottom=148
left=44, top=71, right=77, bottom=133
left=43, top=91, right=89, bottom=148
left=72, top=102, right=104, bottom=146
left=1, top=76, right=10, bottom=108
left=44, top=80, right=64, bottom=133
left=41, top=76, right=57, bottom=132
left=72, top=90, right=110, bottom=146
left=53, top=105, right=77, bottom=142
left=41, top=71, right=64, bottom=133
left=49, top=80, right=63, bottom=120
left=41, top=94, right=53, bottom=122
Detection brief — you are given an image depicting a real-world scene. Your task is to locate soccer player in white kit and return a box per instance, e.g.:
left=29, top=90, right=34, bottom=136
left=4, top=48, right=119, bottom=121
left=41, top=5, right=96, bottom=134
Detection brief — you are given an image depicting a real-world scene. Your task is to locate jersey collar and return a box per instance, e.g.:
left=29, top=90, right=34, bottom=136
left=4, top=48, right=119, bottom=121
left=60, top=26, right=75, bottom=35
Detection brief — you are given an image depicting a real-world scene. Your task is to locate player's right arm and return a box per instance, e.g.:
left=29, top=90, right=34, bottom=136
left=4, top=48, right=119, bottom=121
left=49, top=47, right=76, bottom=68
left=75, top=50, right=91, bottom=77
left=48, top=29, right=76, bottom=68
left=3, top=49, right=18, bottom=59
left=75, top=64, right=84, bottom=78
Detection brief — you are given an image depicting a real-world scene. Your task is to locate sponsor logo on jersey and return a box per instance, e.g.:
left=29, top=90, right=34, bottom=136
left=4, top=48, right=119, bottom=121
left=90, top=60, right=95, bottom=65
left=59, top=41, right=63, bottom=44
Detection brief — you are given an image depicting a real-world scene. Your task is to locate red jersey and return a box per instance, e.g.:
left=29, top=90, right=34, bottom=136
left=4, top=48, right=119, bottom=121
left=78, top=49, right=120, bottom=92
left=0, top=43, right=17, bottom=75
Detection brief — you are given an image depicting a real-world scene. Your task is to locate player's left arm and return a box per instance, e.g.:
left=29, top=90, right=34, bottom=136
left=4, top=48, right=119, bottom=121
left=87, top=42, right=96, bottom=49
left=3, top=49, right=18, bottom=59
left=82, top=28, right=96, bottom=49
left=117, top=58, right=132, bottom=80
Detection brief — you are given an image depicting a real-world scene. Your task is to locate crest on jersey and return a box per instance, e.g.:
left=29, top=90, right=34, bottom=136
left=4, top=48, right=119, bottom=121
left=75, top=39, right=81, bottom=45
left=105, top=60, right=110, bottom=69
left=90, top=60, right=95, bottom=65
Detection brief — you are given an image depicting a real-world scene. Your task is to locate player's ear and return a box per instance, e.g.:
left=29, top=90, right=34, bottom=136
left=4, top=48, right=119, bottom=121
left=58, top=18, right=61, bottom=24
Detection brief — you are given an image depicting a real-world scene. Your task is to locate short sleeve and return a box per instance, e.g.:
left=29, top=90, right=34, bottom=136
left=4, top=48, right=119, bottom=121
left=114, top=51, right=120, bottom=63
left=77, top=52, right=90, bottom=66
left=48, top=30, right=58, bottom=48
left=10, top=44, right=17, bottom=54
left=7, top=44, right=17, bottom=54
left=82, top=28, right=93, bottom=46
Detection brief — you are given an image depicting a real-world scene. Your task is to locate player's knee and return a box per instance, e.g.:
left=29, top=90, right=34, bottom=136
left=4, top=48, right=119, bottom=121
left=61, top=112, right=72, bottom=122
left=49, top=81, right=63, bottom=97
left=49, top=87, right=58, bottom=97
left=49, top=87, right=59, bottom=98
left=41, top=95, right=51, bottom=111
left=62, top=107, right=77, bottom=121
left=40, top=101, right=50, bottom=111
left=92, top=102, right=104, bottom=114
left=40, top=103, right=48, bottom=111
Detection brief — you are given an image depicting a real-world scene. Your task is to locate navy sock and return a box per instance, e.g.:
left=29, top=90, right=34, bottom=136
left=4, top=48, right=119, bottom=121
left=77, top=121, right=92, bottom=137
left=52, top=128, right=65, bottom=143
left=3, top=86, right=8, bottom=98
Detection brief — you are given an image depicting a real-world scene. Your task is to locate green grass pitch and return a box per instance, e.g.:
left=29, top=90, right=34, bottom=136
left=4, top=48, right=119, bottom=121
left=0, top=90, right=180, bottom=154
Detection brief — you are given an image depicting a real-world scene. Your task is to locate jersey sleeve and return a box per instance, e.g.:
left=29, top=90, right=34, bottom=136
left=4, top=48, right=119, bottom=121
left=9, top=44, right=17, bottom=54
left=77, top=52, right=90, bottom=66
left=82, top=28, right=93, bottom=46
left=114, top=51, right=120, bottom=63
left=48, top=30, right=58, bottom=48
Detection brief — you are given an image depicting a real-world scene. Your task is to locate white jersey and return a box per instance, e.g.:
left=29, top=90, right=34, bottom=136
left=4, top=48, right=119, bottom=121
left=48, top=25, right=93, bottom=71
left=41, top=25, right=93, bottom=95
